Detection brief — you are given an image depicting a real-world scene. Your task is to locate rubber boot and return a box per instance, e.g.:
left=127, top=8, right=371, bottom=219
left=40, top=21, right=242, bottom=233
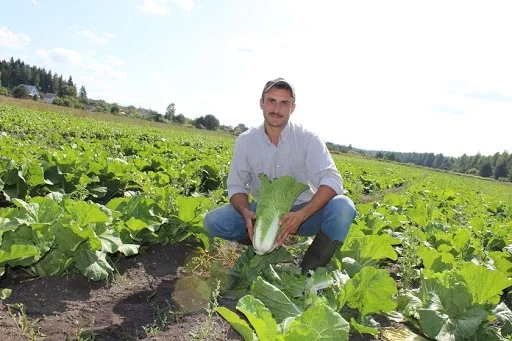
left=301, top=230, right=342, bottom=274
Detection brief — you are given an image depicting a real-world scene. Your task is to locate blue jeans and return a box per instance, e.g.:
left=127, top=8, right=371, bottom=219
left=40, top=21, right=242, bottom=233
left=203, top=195, right=357, bottom=242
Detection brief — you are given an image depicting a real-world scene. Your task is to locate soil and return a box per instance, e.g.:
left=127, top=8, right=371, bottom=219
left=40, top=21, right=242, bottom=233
left=0, top=241, right=381, bottom=341
left=0, top=242, right=242, bottom=341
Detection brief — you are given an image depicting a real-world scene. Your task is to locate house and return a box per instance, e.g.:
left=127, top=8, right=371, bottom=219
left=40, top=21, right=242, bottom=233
left=43, top=93, right=56, bottom=104
left=21, top=84, right=39, bottom=97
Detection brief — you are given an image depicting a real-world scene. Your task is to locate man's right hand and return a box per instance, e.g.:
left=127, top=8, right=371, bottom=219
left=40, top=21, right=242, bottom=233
left=230, top=193, right=257, bottom=241
left=242, top=209, right=257, bottom=241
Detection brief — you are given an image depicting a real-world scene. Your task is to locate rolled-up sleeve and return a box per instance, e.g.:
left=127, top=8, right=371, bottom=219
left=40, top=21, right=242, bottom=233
left=305, top=135, right=344, bottom=195
left=227, top=136, right=252, bottom=200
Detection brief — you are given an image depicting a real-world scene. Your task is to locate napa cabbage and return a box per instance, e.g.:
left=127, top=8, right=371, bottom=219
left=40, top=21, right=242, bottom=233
left=253, top=173, right=309, bottom=255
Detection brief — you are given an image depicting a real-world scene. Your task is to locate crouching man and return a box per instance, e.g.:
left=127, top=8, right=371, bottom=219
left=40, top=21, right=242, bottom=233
left=203, top=78, right=357, bottom=273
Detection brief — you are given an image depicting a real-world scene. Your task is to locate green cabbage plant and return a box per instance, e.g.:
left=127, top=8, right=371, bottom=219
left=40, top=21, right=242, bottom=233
left=253, top=173, right=309, bottom=255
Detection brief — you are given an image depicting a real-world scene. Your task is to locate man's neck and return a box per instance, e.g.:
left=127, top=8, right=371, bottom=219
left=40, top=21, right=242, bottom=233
left=264, top=123, right=284, bottom=146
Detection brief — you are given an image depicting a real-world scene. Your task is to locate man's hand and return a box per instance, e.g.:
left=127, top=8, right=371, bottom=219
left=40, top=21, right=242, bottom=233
left=241, top=208, right=257, bottom=241
left=230, top=193, right=256, bottom=241
left=275, top=210, right=307, bottom=248
left=275, top=185, right=336, bottom=248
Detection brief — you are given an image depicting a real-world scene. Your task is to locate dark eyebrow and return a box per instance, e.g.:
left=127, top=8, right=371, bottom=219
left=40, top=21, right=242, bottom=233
left=265, top=97, right=291, bottom=104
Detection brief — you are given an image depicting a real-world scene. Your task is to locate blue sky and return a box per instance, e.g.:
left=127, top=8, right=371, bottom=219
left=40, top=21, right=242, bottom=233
left=1, top=0, right=511, bottom=157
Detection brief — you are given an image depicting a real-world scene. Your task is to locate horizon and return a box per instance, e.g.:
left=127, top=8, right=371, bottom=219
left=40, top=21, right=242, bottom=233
left=1, top=0, right=511, bottom=158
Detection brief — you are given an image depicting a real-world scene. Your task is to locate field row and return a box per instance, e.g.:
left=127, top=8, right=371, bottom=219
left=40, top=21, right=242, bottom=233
left=2, top=104, right=512, bottom=340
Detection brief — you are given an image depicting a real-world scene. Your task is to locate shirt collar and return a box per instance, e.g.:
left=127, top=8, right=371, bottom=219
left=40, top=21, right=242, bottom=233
left=260, top=121, right=292, bottom=145
left=280, top=121, right=291, bottom=142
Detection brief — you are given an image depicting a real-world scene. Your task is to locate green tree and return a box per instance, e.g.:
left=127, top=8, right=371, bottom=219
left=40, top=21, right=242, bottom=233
left=235, top=123, right=248, bottom=134
left=147, top=109, right=165, bottom=122
left=385, top=152, right=397, bottom=161
left=78, top=85, right=87, bottom=100
left=165, top=103, right=176, bottom=121
left=433, top=154, right=445, bottom=169
left=52, top=96, right=81, bottom=108
left=58, top=84, right=77, bottom=97
left=173, top=113, right=186, bottom=124
left=424, top=153, right=436, bottom=168
left=494, top=152, right=509, bottom=179
left=456, top=154, right=469, bottom=173
left=67, top=76, right=74, bottom=87
left=12, top=84, right=30, bottom=99
left=479, top=159, right=494, bottom=177
left=111, top=103, right=120, bottom=114
left=195, top=114, right=220, bottom=130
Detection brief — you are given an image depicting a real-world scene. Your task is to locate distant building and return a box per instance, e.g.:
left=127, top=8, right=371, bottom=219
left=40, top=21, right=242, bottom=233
left=21, top=84, right=39, bottom=97
left=43, top=93, right=56, bottom=104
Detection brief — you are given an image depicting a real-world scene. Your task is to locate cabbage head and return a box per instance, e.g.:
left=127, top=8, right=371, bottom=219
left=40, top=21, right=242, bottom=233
left=253, top=173, right=309, bottom=255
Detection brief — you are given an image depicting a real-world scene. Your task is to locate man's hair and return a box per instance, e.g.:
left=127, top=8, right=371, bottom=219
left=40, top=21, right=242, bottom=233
left=261, top=78, right=296, bottom=101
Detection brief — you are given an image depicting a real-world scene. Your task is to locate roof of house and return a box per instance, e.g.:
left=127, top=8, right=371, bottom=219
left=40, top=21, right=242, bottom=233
left=21, top=84, right=39, bottom=95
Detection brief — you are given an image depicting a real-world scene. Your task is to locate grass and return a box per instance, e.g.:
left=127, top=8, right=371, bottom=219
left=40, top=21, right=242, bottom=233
left=0, top=95, right=237, bottom=140
left=180, top=239, right=244, bottom=278
left=142, top=299, right=185, bottom=337
left=6, top=303, right=45, bottom=340
left=187, top=280, right=223, bottom=341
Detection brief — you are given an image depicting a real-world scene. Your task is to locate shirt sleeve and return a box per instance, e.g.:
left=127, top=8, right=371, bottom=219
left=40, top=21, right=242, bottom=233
left=227, top=136, right=252, bottom=200
left=305, top=135, right=344, bottom=195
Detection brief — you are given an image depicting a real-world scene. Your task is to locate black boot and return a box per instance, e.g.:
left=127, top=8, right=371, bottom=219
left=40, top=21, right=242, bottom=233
left=301, top=231, right=342, bottom=274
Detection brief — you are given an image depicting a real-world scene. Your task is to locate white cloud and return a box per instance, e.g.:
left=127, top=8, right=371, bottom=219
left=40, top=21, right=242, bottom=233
left=214, top=1, right=512, bottom=156
left=0, top=26, right=31, bottom=49
left=35, top=48, right=82, bottom=65
left=32, top=0, right=38, bottom=5
left=106, top=55, right=124, bottom=67
left=173, top=0, right=195, bottom=11
left=227, top=34, right=290, bottom=56
left=139, top=0, right=196, bottom=15
left=71, top=25, right=115, bottom=44
left=140, top=0, right=170, bottom=15
left=85, top=58, right=126, bottom=81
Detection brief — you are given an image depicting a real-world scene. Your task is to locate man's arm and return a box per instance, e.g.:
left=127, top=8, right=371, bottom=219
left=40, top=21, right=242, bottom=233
left=275, top=185, right=335, bottom=247
left=275, top=134, right=342, bottom=247
left=230, top=192, right=257, bottom=240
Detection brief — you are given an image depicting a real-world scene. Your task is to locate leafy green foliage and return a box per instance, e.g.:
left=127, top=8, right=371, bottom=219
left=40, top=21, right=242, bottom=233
left=253, top=174, right=308, bottom=255
left=2, top=103, right=512, bottom=340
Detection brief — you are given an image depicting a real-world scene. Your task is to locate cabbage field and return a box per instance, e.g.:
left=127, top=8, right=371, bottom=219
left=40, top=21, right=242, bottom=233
left=1, top=103, right=512, bottom=340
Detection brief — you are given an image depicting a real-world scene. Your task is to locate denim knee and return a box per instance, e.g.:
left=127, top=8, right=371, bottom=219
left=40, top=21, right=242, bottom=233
left=322, top=195, right=357, bottom=241
left=337, top=195, right=357, bottom=222
left=202, top=204, right=249, bottom=240
left=203, top=210, right=216, bottom=237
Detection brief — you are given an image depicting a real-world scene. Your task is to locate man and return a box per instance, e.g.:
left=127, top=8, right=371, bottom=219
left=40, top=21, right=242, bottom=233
left=203, top=78, right=357, bottom=273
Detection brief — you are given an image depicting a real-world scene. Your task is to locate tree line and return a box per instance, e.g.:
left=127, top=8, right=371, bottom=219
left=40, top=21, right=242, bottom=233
left=0, top=57, right=82, bottom=99
left=367, top=149, right=511, bottom=183
left=0, top=57, right=249, bottom=135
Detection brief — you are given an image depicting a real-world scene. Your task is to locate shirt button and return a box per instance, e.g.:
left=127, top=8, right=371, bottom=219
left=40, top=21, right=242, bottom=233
left=276, top=165, right=280, bottom=167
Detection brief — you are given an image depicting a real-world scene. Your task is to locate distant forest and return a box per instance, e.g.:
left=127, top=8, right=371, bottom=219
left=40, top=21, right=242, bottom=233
left=1, top=57, right=510, bottom=183
left=327, top=144, right=512, bottom=183
left=0, top=57, right=248, bottom=135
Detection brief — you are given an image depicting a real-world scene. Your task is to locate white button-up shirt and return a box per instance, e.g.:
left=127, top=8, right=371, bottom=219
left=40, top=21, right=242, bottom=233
left=227, top=121, right=344, bottom=205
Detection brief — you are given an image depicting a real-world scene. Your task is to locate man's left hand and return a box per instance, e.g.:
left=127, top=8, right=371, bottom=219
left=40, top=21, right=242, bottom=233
left=275, top=211, right=307, bottom=248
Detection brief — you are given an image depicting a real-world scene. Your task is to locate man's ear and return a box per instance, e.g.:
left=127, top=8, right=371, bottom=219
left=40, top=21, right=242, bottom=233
left=290, top=102, right=296, bottom=114
left=260, top=98, right=264, bottom=110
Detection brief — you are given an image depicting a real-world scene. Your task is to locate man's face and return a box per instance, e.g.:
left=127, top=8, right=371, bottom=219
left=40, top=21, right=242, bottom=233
left=260, top=87, right=296, bottom=128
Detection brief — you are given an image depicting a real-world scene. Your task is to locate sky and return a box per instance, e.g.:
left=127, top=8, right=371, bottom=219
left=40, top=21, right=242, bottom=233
left=1, top=0, right=511, bottom=157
